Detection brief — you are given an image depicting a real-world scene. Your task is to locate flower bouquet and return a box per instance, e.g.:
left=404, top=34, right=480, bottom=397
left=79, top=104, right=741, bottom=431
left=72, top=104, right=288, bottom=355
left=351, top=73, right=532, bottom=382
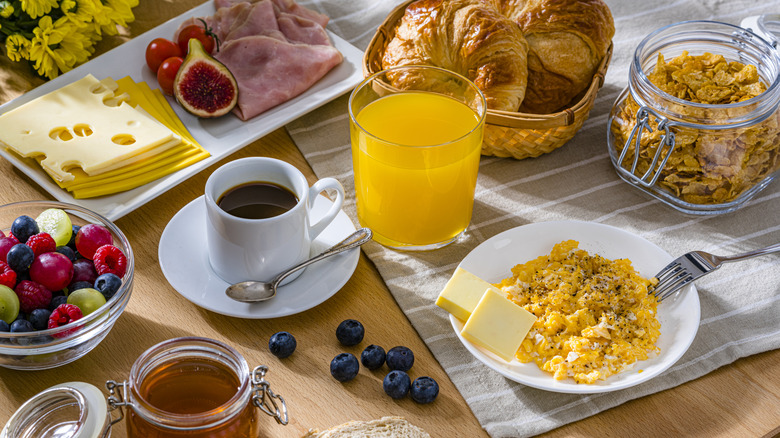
left=0, top=0, right=138, bottom=79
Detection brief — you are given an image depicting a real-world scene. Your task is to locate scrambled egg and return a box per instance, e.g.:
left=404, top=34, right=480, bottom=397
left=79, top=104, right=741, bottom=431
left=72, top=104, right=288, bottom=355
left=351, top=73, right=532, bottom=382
left=497, top=240, right=661, bottom=384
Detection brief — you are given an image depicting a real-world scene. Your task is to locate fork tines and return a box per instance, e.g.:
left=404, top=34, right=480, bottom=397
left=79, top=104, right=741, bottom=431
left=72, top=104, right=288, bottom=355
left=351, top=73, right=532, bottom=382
left=652, top=261, right=694, bottom=301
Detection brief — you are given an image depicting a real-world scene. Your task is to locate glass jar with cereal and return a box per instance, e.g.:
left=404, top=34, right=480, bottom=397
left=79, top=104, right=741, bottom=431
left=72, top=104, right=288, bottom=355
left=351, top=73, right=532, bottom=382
left=607, top=20, right=780, bottom=214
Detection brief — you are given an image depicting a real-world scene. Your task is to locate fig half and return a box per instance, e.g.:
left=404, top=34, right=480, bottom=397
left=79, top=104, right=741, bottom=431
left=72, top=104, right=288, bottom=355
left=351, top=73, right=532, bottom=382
left=173, top=39, right=238, bottom=118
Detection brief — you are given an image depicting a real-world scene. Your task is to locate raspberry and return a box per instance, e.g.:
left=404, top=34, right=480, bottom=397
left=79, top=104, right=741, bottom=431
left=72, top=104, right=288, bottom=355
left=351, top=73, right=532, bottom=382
left=93, top=245, right=127, bottom=277
left=14, top=280, right=52, bottom=314
left=0, top=261, right=16, bottom=289
left=48, top=303, right=83, bottom=337
left=26, top=233, right=56, bottom=257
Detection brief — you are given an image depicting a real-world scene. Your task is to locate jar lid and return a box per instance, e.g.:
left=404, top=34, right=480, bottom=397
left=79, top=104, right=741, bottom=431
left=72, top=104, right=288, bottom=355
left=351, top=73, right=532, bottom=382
left=1, top=382, right=109, bottom=438
left=741, top=14, right=780, bottom=47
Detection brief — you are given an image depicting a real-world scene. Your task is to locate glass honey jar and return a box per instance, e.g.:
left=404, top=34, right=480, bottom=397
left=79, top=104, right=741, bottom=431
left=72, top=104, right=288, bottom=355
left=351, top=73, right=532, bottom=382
left=3, top=337, right=288, bottom=438
left=106, top=337, right=288, bottom=437
left=607, top=19, right=780, bottom=214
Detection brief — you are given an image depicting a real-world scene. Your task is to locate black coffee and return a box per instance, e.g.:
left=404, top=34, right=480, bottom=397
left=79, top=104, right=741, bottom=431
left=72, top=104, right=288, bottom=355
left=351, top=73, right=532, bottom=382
left=217, top=181, right=298, bottom=219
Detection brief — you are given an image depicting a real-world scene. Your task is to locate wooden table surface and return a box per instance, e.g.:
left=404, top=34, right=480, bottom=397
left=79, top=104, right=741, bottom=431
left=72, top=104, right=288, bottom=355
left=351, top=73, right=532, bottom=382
left=1, top=1, right=779, bottom=437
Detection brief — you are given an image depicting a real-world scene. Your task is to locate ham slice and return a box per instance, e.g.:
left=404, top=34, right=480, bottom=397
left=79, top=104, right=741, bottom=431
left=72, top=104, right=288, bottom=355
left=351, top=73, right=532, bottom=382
left=214, top=0, right=329, bottom=28
left=215, top=36, right=343, bottom=120
left=212, top=1, right=286, bottom=43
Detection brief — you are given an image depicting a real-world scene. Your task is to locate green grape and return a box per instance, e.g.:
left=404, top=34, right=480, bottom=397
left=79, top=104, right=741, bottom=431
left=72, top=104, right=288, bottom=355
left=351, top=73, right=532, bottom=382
left=36, top=208, right=73, bottom=247
left=66, top=288, right=106, bottom=316
left=0, top=285, right=20, bottom=324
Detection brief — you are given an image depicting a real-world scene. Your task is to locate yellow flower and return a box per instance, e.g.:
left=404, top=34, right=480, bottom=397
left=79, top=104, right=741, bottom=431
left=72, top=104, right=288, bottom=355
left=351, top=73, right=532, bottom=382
left=0, top=1, right=15, bottom=18
left=60, top=0, right=98, bottom=27
left=20, top=0, right=59, bottom=19
left=6, top=34, right=32, bottom=62
left=28, top=16, right=89, bottom=79
left=97, top=0, right=137, bottom=35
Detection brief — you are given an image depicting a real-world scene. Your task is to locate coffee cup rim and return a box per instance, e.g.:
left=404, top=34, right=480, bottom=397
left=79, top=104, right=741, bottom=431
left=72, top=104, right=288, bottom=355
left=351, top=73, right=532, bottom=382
left=204, top=157, right=308, bottom=223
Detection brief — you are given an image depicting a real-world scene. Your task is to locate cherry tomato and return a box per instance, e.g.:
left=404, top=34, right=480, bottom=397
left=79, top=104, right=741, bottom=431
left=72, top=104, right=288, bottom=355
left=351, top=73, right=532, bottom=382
left=156, top=56, right=183, bottom=95
left=145, top=38, right=182, bottom=73
left=177, top=21, right=216, bottom=55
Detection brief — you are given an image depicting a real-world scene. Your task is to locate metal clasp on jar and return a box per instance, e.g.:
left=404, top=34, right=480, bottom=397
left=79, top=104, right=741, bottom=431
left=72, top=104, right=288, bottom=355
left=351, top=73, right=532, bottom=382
left=617, top=105, right=678, bottom=187
left=251, top=365, right=289, bottom=425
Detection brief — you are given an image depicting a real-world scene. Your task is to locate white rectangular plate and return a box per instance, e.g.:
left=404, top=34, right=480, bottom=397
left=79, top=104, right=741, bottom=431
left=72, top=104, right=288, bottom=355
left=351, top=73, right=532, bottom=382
left=0, top=1, right=364, bottom=220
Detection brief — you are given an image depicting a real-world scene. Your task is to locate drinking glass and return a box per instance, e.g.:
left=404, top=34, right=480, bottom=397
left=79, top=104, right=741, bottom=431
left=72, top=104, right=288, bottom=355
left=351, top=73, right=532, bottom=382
left=348, top=65, right=486, bottom=250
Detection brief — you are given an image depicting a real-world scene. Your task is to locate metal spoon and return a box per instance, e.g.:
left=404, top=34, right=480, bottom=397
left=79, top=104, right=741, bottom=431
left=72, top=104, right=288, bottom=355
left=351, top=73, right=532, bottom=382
left=225, top=228, right=372, bottom=303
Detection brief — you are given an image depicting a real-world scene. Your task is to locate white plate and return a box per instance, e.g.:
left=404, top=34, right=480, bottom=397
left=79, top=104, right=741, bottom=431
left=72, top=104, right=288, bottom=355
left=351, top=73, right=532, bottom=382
left=158, top=195, right=359, bottom=319
left=451, top=220, right=700, bottom=394
left=0, top=2, right=364, bottom=221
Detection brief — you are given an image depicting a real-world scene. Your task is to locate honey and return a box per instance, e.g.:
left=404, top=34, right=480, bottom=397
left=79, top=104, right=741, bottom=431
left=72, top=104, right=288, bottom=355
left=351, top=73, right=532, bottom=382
left=123, top=337, right=260, bottom=438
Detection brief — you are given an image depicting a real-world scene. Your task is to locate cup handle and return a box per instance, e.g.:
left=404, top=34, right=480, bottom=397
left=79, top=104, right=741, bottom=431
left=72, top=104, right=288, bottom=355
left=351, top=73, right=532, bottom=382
left=308, top=177, right=345, bottom=241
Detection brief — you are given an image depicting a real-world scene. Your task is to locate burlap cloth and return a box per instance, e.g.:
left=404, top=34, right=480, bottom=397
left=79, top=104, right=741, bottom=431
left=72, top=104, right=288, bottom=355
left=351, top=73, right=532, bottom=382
left=287, top=1, right=780, bottom=436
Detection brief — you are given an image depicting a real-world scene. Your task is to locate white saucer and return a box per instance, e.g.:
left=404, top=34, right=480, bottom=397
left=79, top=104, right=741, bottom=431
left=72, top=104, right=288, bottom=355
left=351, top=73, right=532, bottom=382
left=158, top=195, right=359, bottom=319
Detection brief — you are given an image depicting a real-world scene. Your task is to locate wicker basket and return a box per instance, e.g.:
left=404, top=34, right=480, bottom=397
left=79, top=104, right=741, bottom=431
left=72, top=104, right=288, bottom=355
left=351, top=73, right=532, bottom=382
left=363, top=0, right=613, bottom=160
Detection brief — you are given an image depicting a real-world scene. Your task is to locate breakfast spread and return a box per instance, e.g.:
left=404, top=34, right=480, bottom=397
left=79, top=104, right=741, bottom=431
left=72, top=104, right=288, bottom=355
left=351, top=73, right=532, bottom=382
left=0, top=208, right=127, bottom=334
left=611, top=51, right=780, bottom=205
left=381, top=0, right=614, bottom=114
left=2, top=1, right=778, bottom=435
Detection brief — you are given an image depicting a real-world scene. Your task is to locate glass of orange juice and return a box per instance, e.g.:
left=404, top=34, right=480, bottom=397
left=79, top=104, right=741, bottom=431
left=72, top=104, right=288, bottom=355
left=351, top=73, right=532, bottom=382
left=348, top=65, right=486, bottom=250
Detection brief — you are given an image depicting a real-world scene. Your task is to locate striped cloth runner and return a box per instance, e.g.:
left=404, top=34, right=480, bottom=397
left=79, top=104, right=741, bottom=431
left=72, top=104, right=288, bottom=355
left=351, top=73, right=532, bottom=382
left=290, top=1, right=780, bottom=436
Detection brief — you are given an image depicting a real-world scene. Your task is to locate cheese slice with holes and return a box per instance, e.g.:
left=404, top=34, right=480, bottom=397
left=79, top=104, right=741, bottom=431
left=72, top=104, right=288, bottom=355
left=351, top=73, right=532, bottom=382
left=0, top=74, right=180, bottom=182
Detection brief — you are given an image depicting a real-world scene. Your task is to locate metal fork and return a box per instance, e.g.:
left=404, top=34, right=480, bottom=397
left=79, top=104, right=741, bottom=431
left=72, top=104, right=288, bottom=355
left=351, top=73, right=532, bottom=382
left=652, top=243, right=780, bottom=301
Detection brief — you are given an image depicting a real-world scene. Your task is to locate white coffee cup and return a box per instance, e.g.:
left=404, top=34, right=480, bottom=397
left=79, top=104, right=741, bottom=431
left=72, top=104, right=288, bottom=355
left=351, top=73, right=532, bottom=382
left=205, top=157, right=345, bottom=285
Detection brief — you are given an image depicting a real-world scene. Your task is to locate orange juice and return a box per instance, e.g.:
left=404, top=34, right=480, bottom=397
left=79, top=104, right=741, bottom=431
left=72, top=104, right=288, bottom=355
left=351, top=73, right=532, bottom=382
left=350, top=91, right=483, bottom=248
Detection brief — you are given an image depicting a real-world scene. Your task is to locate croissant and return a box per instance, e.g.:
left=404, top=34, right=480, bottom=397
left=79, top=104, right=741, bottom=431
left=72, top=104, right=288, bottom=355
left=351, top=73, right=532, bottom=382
left=497, top=0, right=614, bottom=113
left=382, top=0, right=529, bottom=112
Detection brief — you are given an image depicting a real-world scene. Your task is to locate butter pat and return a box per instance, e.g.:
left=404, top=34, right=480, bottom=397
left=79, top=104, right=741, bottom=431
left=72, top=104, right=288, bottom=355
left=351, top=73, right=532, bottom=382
left=436, top=268, right=501, bottom=321
left=460, top=288, right=536, bottom=362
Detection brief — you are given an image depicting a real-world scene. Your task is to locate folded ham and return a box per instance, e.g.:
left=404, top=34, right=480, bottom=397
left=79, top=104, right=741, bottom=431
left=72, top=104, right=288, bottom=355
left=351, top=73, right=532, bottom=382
left=214, top=0, right=329, bottom=28
left=178, top=0, right=342, bottom=120
left=218, top=37, right=342, bottom=120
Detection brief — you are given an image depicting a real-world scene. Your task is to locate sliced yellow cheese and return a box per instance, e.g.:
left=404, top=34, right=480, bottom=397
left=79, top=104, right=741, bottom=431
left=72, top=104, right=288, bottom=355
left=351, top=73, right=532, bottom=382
left=460, top=288, right=537, bottom=362
left=436, top=268, right=501, bottom=321
left=0, top=74, right=181, bottom=182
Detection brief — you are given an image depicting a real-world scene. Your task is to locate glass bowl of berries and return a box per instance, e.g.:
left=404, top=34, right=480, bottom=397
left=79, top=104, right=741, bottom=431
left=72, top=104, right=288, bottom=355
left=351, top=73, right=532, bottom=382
left=0, top=201, right=133, bottom=370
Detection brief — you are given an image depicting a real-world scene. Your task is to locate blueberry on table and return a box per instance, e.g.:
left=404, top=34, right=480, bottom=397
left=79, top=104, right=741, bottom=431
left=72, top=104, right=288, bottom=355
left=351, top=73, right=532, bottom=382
left=361, top=344, right=386, bottom=370
left=0, top=321, right=9, bottom=332
left=94, top=273, right=122, bottom=299
left=269, top=331, right=297, bottom=358
left=383, top=370, right=411, bottom=399
left=386, top=346, right=414, bottom=372
left=330, top=352, right=359, bottom=382
left=410, top=376, right=439, bottom=404
left=336, top=319, right=364, bottom=346
left=11, top=215, right=39, bottom=243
